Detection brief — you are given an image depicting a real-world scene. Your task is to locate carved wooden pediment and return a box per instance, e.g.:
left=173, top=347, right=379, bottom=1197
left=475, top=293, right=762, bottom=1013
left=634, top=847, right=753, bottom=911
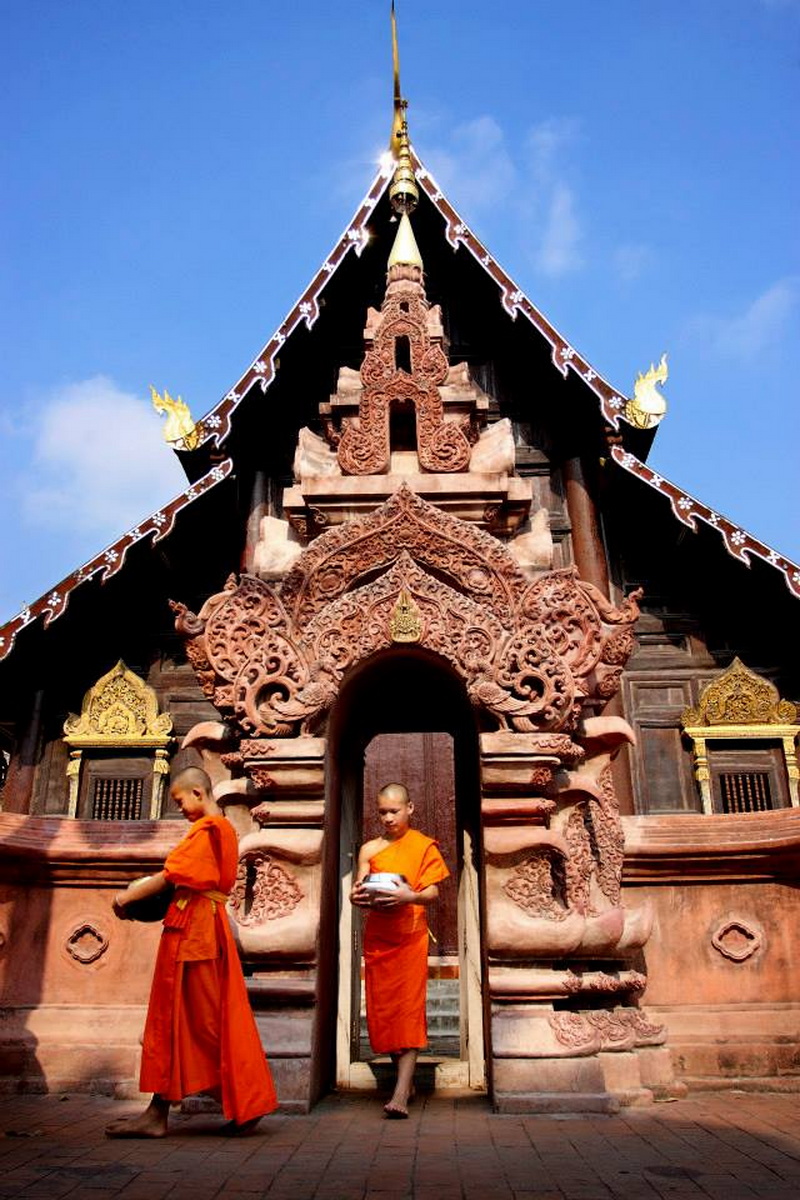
left=683, top=657, right=797, bottom=727
left=63, top=660, right=172, bottom=748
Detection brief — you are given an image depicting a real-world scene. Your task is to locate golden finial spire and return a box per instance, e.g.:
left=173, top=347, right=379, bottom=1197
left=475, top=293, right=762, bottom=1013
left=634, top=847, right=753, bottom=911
left=389, top=1, right=418, bottom=215
left=388, top=212, right=423, bottom=270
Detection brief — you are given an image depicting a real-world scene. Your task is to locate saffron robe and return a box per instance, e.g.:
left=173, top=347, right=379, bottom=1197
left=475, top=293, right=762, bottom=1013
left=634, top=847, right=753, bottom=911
left=139, top=814, right=277, bottom=1123
left=363, top=829, right=450, bottom=1054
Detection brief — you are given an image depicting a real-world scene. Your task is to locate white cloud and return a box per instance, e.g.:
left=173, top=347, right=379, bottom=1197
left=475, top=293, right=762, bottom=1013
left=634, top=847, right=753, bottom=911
left=526, top=117, right=580, bottom=186
left=525, top=118, right=583, bottom=277
left=612, top=242, right=653, bottom=284
left=424, top=113, right=584, bottom=279
left=425, top=115, right=517, bottom=214
left=537, top=182, right=583, bottom=276
left=22, top=376, right=188, bottom=535
left=687, top=277, right=799, bottom=362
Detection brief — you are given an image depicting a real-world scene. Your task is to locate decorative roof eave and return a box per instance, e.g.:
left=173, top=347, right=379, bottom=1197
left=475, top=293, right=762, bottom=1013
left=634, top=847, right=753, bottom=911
left=610, top=446, right=800, bottom=600
left=0, top=459, right=234, bottom=664
left=185, top=150, right=635, bottom=458
left=184, top=162, right=395, bottom=453
left=409, top=150, right=632, bottom=433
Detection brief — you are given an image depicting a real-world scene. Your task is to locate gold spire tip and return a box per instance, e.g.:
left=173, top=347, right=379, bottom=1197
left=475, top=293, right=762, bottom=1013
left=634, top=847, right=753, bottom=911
left=388, top=212, right=423, bottom=270
left=389, top=1, right=418, bottom=215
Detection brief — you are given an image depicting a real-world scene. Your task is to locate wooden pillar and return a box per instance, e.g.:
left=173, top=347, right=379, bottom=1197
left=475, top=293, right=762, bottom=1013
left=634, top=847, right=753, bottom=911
left=1, top=689, right=44, bottom=814
left=563, top=455, right=609, bottom=592
left=241, top=470, right=269, bottom=574
left=563, top=456, right=636, bottom=816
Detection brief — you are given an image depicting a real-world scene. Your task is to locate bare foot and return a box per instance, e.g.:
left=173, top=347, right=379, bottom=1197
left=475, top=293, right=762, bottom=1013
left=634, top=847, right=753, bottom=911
left=105, top=1110, right=168, bottom=1139
left=219, top=1116, right=264, bottom=1137
left=383, top=1095, right=410, bottom=1119
left=106, top=1096, right=169, bottom=1139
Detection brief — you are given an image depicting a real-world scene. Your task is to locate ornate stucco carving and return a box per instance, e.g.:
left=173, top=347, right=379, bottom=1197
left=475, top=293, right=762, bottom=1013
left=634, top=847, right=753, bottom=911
left=230, top=852, right=304, bottom=925
left=503, top=852, right=568, bottom=921
left=173, top=488, right=641, bottom=742
left=335, top=254, right=473, bottom=475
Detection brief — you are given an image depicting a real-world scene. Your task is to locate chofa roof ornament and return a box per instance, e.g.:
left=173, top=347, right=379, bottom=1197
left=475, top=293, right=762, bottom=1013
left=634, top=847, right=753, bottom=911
left=625, top=354, right=668, bottom=431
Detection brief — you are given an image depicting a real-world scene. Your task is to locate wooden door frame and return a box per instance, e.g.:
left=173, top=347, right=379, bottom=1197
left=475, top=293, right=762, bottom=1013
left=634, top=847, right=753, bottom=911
left=327, top=650, right=486, bottom=1091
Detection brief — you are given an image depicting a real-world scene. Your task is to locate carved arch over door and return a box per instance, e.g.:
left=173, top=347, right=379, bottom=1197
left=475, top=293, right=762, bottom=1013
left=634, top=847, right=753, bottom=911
left=172, top=485, right=641, bottom=740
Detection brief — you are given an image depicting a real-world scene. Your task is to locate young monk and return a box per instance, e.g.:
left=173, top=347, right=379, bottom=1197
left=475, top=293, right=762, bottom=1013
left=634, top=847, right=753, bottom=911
left=350, top=782, right=449, bottom=1118
left=106, top=766, right=277, bottom=1137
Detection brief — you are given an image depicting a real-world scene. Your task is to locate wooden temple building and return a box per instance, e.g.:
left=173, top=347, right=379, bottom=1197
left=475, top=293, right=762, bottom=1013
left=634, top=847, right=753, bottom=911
left=0, top=43, right=798, bottom=1113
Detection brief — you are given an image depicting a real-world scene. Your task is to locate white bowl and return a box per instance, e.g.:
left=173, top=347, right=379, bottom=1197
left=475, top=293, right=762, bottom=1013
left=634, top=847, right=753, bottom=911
left=361, top=872, right=405, bottom=892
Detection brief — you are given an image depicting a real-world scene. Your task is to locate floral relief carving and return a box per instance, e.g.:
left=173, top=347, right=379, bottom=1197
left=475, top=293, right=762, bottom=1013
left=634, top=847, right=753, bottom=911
left=549, top=1007, right=663, bottom=1051
left=336, top=259, right=471, bottom=476
left=586, top=766, right=624, bottom=907
left=549, top=1012, right=597, bottom=1051
left=563, top=806, right=595, bottom=915
left=230, top=853, right=303, bottom=925
left=503, top=851, right=568, bottom=920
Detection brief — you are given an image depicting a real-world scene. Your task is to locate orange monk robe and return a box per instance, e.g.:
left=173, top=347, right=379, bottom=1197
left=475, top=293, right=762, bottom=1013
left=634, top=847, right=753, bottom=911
left=363, top=828, right=450, bottom=1054
left=139, top=814, right=277, bottom=1124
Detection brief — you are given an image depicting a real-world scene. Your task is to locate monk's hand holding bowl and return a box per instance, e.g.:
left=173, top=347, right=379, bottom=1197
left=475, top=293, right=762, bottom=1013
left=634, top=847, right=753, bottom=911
left=350, top=881, right=373, bottom=908
left=370, top=880, right=417, bottom=908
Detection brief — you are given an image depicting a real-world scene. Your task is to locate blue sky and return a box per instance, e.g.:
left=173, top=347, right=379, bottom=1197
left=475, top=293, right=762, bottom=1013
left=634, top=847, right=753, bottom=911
left=2, top=0, right=798, bottom=622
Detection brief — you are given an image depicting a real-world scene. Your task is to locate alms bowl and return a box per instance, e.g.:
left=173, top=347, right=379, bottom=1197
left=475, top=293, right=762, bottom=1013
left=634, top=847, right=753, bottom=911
left=361, top=872, right=406, bottom=893
left=120, top=878, right=175, bottom=923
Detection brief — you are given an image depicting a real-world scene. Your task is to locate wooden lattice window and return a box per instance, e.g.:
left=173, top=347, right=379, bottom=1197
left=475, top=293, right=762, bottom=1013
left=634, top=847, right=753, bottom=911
left=78, top=754, right=153, bottom=821
left=90, top=776, right=144, bottom=821
left=708, top=743, right=788, bottom=814
left=718, top=771, right=773, bottom=814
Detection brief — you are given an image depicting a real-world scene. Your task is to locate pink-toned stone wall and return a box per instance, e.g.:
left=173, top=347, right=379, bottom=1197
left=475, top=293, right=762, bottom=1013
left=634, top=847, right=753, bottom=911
left=630, top=880, right=796, bottom=1008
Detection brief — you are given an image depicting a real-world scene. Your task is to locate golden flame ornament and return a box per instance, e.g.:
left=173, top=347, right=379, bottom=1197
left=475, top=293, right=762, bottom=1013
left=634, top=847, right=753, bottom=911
left=625, top=353, right=668, bottom=430
left=150, top=385, right=203, bottom=451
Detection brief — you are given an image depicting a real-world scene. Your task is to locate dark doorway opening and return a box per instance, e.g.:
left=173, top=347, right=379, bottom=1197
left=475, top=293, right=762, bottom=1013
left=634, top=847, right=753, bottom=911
left=322, top=649, right=486, bottom=1093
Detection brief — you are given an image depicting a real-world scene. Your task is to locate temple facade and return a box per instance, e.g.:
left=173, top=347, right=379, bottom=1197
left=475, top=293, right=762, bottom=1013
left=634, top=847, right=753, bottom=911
left=0, top=87, right=798, bottom=1112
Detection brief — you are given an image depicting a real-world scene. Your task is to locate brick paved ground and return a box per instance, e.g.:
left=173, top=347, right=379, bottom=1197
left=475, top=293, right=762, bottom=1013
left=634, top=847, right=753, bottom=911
left=0, top=1091, right=797, bottom=1200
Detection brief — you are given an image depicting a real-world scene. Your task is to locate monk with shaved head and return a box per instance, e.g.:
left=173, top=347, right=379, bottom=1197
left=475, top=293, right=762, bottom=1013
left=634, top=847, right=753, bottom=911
left=106, top=766, right=277, bottom=1137
left=351, top=782, right=449, bottom=1117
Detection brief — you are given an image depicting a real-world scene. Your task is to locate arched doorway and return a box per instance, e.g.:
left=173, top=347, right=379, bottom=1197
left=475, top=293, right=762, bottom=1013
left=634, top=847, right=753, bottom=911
left=326, top=649, right=486, bottom=1093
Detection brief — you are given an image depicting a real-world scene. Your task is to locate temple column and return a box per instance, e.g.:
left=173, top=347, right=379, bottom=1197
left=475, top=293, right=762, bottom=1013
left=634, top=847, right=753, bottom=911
left=563, top=456, right=636, bottom=816
left=222, top=736, right=327, bottom=1113
left=479, top=730, right=679, bottom=1112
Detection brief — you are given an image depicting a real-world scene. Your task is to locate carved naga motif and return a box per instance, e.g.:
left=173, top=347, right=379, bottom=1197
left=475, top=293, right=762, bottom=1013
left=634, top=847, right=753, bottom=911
left=336, top=254, right=472, bottom=475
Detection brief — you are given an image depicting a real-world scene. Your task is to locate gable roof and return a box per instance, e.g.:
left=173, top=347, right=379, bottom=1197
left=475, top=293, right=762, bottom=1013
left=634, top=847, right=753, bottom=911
left=1, top=150, right=797, bottom=664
